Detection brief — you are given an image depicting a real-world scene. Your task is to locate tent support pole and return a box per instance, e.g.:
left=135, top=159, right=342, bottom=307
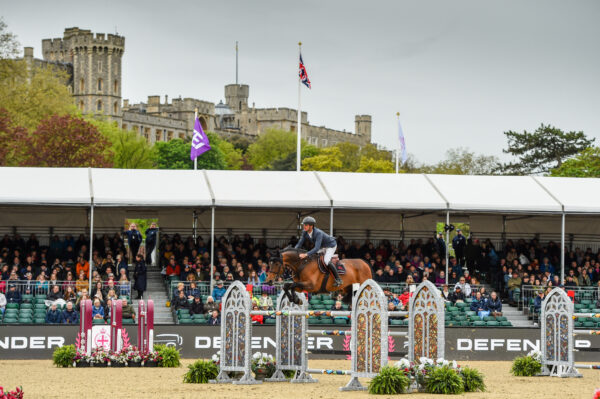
left=88, top=204, right=94, bottom=294
left=329, top=207, right=334, bottom=236
left=561, top=212, right=565, bottom=284
left=210, top=206, right=215, bottom=294
left=445, top=210, right=450, bottom=284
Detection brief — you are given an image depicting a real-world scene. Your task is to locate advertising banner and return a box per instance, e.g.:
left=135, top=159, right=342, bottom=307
left=0, top=326, right=598, bottom=362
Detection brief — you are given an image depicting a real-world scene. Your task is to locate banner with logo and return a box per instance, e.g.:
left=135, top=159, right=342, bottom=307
left=0, top=326, right=598, bottom=362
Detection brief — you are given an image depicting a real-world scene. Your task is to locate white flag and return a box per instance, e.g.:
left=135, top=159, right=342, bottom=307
left=398, top=119, right=407, bottom=165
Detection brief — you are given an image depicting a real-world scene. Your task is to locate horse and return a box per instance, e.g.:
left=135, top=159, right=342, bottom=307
left=266, top=246, right=372, bottom=305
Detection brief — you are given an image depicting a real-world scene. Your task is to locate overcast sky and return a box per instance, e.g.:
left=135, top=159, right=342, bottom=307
left=4, top=0, right=600, bottom=163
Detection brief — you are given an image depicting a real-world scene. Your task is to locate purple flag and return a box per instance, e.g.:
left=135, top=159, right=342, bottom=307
left=190, top=117, right=211, bottom=160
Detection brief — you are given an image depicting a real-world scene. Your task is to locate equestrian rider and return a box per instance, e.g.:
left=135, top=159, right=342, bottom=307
left=295, top=216, right=342, bottom=287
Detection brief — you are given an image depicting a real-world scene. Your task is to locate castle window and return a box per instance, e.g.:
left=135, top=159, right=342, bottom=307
left=113, top=102, right=118, bottom=114
left=114, top=80, right=118, bottom=93
left=97, top=100, right=102, bottom=111
left=98, top=61, right=102, bottom=72
left=79, top=101, right=84, bottom=111
left=97, top=78, right=103, bottom=91
left=80, top=78, right=85, bottom=93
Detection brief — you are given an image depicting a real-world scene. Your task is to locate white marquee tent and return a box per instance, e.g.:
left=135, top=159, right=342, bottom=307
left=1, top=167, right=600, bottom=286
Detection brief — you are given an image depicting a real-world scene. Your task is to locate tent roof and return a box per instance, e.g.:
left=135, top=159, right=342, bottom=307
left=317, top=172, right=446, bottom=210
left=535, top=176, right=600, bottom=214
left=0, top=167, right=90, bottom=206
left=91, top=169, right=212, bottom=207
left=205, top=170, right=330, bottom=208
left=426, top=174, right=562, bottom=213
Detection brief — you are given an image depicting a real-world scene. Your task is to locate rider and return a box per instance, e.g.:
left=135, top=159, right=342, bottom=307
left=295, top=216, right=342, bottom=287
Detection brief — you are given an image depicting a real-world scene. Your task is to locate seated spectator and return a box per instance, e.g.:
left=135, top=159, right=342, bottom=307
left=76, top=292, right=90, bottom=308
left=388, top=301, right=404, bottom=320
left=564, top=276, right=577, bottom=287
left=106, top=289, right=118, bottom=301
left=189, top=296, right=204, bottom=316
left=507, top=272, right=522, bottom=305
left=118, top=275, right=130, bottom=297
left=449, top=271, right=459, bottom=284
left=398, top=288, right=412, bottom=308
left=121, top=298, right=136, bottom=321
left=76, top=256, right=90, bottom=279
left=6, top=285, right=21, bottom=304
left=435, top=271, right=446, bottom=286
left=440, top=285, right=451, bottom=302
left=75, top=271, right=88, bottom=293
left=91, top=281, right=105, bottom=299
left=172, top=282, right=185, bottom=301
left=104, top=299, right=112, bottom=322
left=186, top=282, right=200, bottom=300
left=248, top=271, right=261, bottom=286
left=166, top=257, right=181, bottom=279
left=454, top=277, right=472, bottom=297
left=470, top=292, right=487, bottom=314
left=533, top=291, right=545, bottom=314
left=47, top=285, right=63, bottom=302
left=172, top=290, right=190, bottom=311
left=204, top=296, right=218, bottom=315
left=251, top=304, right=263, bottom=324
left=208, top=310, right=220, bottom=325
left=487, top=291, right=502, bottom=316
left=450, top=286, right=465, bottom=304
left=45, top=303, right=62, bottom=324
left=63, top=286, right=76, bottom=303
left=257, top=292, right=273, bottom=309
left=92, top=299, right=104, bottom=319
left=61, top=301, right=80, bottom=324
left=0, top=290, right=5, bottom=315
left=212, top=281, right=227, bottom=302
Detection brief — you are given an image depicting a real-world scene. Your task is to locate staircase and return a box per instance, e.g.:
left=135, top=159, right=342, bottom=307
left=135, top=268, right=174, bottom=324
left=503, top=304, right=535, bottom=327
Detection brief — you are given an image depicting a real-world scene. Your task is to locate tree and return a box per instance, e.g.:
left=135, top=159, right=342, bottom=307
left=155, top=133, right=227, bottom=170
left=302, top=147, right=343, bottom=171
left=501, top=124, right=594, bottom=175
left=425, top=147, right=500, bottom=175
left=0, top=108, right=28, bottom=166
left=214, top=136, right=243, bottom=170
left=550, top=147, right=600, bottom=177
left=360, top=143, right=392, bottom=162
left=88, top=119, right=156, bottom=169
left=265, top=144, right=320, bottom=171
left=21, top=115, right=112, bottom=167
left=356, top=157, right=394, bottom=173
left=0, top=18, right=19, bottom=59
left=335, top=142, right=361, bottom=171
left=247, top=129, right=301, bottom=169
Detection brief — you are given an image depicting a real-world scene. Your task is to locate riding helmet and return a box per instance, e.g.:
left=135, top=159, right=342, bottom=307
left=301, top=216, right=316, bottom=226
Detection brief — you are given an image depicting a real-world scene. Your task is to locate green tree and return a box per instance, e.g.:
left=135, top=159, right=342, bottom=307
left=335, top=142, right=361, bottom=171
left=501, top=124, right=594, bottom=175
left=215, top=137, right=243, bottom=170
left=0, top=108, right=28, bottom=166
left=265, top=144, right=320, bottom=171
left=356, top=157, right=395, bottom=173
left=88, top=118, right=156, bottom=169
left=155, top=134, right=226, bottom=170
left=550, top=147, right=600, bottom=177
left=302, top=147, right=343, bottom=171
left=22, top=115, right=112, bottom=167
left=425, top=147, right=500, bottom=175
left=0, top=18, right=19, bottom=59
left=360, top=143, right=392, bottom=162
left=247, top=129, right=301, bottom=169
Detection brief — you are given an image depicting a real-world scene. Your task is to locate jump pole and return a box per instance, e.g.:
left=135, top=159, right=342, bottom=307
left=110, top=299, right=123, bottom=352
left=79, top=299, right=93, bottom=355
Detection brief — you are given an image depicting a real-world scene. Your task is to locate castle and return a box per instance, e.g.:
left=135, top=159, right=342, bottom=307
left=26, top=27, right=373, bottom=148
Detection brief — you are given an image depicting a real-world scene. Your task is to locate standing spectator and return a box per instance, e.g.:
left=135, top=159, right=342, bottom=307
left=436, top=232, right=446, bottom=258
left=45, top=303, right=62, bottom=324
left=145, top=222, right=159, bottom=265
left=133, top=254, right=147, bottom=299
left=204, top=296, right=218, bottom=315
left=116, top=254, right=128, bottom=279
left=189, top=296, right=204, bottom=316
left=507, top=272, right=522, bottom=305
left=125, top=223, right=143, bottom=262
left=208, top=310, right=220, bottom=325
left=61, top=301, right=80, bottom=324
left=121, top=298, right=136, bottom=321
left=533, top=290, right=545, bottom=314
left=452, top=229, right=467, bottom=266
left=212, top=281, right=227, bottom=302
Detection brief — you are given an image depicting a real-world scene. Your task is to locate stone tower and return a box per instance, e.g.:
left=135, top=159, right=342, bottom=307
left=41, top=27, right=125, bottom=124
left=224, top=84, right=249, bottom=112
left=355, top=115, right=372, bottom=144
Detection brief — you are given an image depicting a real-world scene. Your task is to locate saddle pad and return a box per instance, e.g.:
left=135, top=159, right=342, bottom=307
left=317, top=256, right=346, bottom=275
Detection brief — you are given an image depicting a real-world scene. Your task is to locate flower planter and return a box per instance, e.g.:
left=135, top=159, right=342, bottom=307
left=111, top=363, right=126, bottom=367
left=128, top=361, right=142, bottom=367
left=92, top=363, right=108, bottom=368
left=75, top=362, right=90, bottom=368
left=144, top=361, right=159, bottom=367
left=253, top=368, right=272, bottom=380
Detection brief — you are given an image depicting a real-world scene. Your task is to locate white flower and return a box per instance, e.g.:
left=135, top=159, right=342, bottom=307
left=211, top=354, right=219, bottom=362
left=451, top=360, right=458, bottom=369
left=395, top=358, right=411, bottom=369
left=252, top=352, right=263, bottom=359
left=527, top=349, right=542, bottom=362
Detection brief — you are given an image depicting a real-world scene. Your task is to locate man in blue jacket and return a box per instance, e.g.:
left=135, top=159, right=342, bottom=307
left=61, top=302, right=80, bottom=324
left=45, top=303, right=62, bottom=324
left=295, top=216, right=342, bottom=287
left=6, top=285, right=22, bottom=304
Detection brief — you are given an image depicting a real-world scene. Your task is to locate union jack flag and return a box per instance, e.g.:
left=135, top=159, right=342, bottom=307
left=299, top=53, right=311, bottom=89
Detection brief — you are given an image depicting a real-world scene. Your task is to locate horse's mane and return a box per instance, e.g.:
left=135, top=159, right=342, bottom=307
left=281, top=246, right=307, bottom=254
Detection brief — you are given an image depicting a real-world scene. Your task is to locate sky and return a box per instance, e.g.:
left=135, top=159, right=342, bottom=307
left=3, top=0, right=600, bottom=163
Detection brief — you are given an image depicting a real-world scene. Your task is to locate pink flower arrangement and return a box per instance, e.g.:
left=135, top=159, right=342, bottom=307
left=0, top=386, right=23, bottom=399
left=594, top=388, right=600, bottom=399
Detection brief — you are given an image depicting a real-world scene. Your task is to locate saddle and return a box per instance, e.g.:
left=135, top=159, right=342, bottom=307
left=317, top=255, right=346, bottom=275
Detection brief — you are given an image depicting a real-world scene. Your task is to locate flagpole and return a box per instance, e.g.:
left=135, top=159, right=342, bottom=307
left=194, top=107, right=198, bottom=170
left=297, top=41, right=302, bottom=172
left=395, top=112, right=400, bottom=174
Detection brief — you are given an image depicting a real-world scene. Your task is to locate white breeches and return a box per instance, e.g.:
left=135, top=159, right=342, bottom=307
left=320, top=246, right=337, bottom=264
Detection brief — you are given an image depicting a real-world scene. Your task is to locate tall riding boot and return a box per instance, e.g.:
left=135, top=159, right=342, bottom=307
left=328, top=262, right=343, bottom=287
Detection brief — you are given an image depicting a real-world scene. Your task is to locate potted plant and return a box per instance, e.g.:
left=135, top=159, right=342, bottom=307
left=511, top=349, right=542, bottom=376
left=89, top=347, right=110, bottom=367
left=125, top=347, right=143, bottom=367
left=250, top=352, right=275, bottom=380
left=155, top=344, right=181, bottom=368
left=73, top=350, right=90, bottom=367
left=183, top=360, right=219, bottom=383
left=52, top=345, right=76, bottom=368
left=0, top=386, right=24, bottom=399
left=143, top=351, right=162, bottom=367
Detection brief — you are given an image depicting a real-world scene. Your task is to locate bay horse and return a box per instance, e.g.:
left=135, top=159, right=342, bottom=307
left=266, top=246, right=372, bottom=305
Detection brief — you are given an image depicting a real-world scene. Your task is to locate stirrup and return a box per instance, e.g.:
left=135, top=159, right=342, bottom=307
left=333, top=278, right=342, bottom=287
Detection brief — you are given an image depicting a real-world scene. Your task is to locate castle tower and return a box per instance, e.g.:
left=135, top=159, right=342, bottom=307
left=224, top=84, right=249, bottom=112
left=355, top=115, right=372, bottom=145
left=42, top=27, right=125, bottom=124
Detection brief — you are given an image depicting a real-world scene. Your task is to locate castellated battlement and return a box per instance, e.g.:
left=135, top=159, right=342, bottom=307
left=255, top=107, right=308, bottom=123
left=42, top=27, right=124, bottom=56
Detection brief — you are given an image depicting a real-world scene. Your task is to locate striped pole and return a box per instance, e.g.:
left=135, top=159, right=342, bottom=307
left=572, top=313, right=600, bottom=318
left=573, top=330, right=600, bottom=335
left=306, top=329, right=408, bottom=337
left=574, top=364, right=600, bottom=370
left=306, top=369, right=352, bottom=375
